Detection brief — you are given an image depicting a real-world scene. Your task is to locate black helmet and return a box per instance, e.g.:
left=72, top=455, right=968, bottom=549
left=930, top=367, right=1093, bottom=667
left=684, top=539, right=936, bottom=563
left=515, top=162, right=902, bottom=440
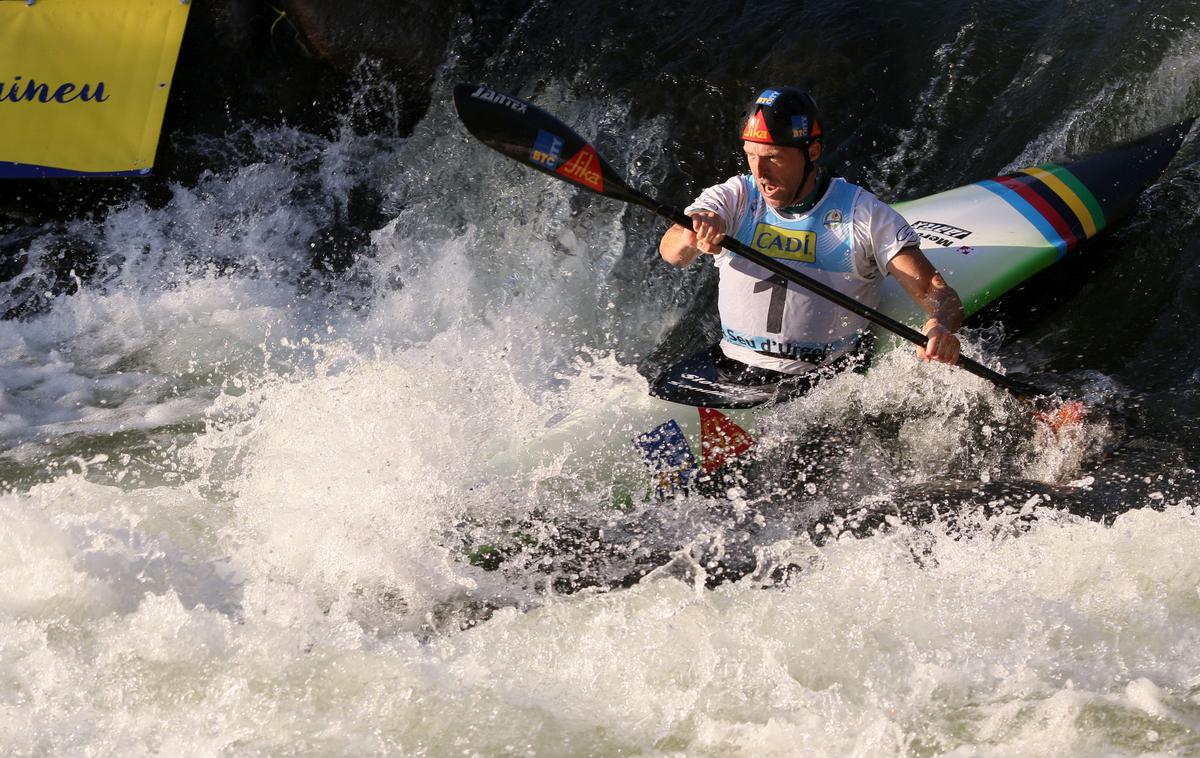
left=740, top=87, right=824, bottom=148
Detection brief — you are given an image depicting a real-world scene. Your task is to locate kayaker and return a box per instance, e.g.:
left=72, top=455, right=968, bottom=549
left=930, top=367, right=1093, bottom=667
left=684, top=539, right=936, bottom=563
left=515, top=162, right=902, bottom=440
left=659, top=86, right=963, bottom=385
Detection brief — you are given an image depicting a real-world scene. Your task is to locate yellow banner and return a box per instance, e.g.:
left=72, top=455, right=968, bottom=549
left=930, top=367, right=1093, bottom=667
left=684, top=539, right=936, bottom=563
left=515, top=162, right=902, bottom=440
left=0, top=0, right=190, bottom=178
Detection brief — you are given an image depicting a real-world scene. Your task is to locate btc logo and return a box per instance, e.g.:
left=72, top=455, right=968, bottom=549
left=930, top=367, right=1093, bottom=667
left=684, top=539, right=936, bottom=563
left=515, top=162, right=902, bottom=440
left=530, top=129, right=563, bottom=168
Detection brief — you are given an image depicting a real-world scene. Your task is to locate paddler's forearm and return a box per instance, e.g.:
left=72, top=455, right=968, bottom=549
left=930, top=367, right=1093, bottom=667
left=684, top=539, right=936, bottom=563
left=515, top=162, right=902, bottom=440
left=919, top=272, right=965, bottom=332
left=659, top=224, right=705, bottom=267
left=887, top=247, right=964, bottom=330
left=912, top=274, right=964, bottom=365
left=886, top=246, right=964, bottom=364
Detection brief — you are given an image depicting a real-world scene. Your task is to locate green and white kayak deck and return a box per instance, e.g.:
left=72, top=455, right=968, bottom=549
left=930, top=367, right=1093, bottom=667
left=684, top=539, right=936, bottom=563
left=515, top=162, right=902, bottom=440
left=885, top=164, right=1108, bottom=324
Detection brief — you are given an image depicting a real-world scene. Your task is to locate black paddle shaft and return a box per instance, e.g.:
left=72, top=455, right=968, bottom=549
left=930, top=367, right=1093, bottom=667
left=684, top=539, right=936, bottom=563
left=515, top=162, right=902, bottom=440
left=452, top=83, right=1045, bottom=399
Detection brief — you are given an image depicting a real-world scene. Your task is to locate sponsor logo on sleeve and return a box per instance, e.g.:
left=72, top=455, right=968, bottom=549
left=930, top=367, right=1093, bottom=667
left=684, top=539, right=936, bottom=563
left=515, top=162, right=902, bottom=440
left=896, top=224, right=918, bottom=245
left=530, top=129, right=564, bottom=168
left=469, top=85, right=528, bottom=113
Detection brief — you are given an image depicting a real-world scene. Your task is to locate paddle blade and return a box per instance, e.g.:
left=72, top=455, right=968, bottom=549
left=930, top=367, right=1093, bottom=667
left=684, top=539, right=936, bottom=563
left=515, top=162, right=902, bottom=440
left=699, top=408, right=754, bottom=472
left=1033, top=399, right=1087, bottom=433
left=634, top=418, right=700, bottom=497
left=453, top=83, right=648, bottom=207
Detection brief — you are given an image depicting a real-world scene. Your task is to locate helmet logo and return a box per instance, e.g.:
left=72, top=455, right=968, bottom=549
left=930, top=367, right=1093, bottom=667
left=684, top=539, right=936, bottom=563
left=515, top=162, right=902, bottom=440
left=791, top=115, right=810, bottom=139
left=742, top=110, right=773, bottom=143
left=756, top=89, right=782, bottom=105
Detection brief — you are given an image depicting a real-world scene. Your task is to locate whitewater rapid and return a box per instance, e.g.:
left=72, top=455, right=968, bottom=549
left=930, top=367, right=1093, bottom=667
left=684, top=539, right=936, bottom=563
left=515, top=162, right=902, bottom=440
left=3, top=12, right=1200, bottom=752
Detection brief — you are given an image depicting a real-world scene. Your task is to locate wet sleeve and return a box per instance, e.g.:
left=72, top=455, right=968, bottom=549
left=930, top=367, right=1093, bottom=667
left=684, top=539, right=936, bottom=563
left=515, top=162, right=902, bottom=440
left=684, top=176, right=747, bottom=264
left=852, top=190, right=920, bottom=277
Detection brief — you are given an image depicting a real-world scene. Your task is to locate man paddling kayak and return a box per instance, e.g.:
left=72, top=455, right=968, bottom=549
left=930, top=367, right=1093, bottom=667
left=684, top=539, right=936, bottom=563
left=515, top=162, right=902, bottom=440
left=659, top=87, right=964, bottom=387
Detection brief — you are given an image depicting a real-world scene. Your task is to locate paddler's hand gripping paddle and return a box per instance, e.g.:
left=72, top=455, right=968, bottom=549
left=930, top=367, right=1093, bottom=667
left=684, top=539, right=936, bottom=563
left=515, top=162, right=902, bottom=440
left=453, top=83, right=1078, bottom=418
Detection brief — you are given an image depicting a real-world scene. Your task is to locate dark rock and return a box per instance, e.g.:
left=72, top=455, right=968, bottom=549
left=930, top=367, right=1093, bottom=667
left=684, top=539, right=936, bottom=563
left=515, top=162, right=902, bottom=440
left=163, top=1, right=344, bottom=163
left=161, top=0, right=464, bottom=177
left=281, top=0, right=461, bottom=76
left=281, top=0, right=464, bottom=131
left=1, top=233, right=98, bottom=320
left=455, top=478, right=1131, bottom=596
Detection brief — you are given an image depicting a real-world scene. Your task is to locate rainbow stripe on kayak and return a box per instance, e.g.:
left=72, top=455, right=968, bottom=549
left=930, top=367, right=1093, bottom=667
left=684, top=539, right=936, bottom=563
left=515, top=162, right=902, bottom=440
left=978, top=164, right=1108, bottom=258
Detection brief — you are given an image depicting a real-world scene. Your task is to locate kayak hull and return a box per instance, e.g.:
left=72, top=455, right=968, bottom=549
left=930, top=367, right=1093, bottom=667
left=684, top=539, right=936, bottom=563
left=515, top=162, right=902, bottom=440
left=882, top=119, right=1194, bottom=326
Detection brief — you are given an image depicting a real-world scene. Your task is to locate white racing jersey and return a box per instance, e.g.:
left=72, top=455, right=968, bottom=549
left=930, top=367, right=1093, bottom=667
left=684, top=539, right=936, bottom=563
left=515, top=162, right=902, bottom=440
left=686, top=174, right=919, bottom=374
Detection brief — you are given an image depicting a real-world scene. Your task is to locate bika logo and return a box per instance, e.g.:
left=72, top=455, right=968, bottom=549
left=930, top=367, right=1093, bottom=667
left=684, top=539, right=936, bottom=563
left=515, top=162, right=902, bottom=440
left=555, top=145, right=603, bottom=191
left=753, top=223, right=816, bottom=262
left=742, top=110, right=772, bottom=142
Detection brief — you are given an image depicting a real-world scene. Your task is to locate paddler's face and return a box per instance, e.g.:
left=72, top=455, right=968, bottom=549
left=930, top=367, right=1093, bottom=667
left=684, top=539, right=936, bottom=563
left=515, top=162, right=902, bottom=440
left=743, top=141, right=821, bottom=208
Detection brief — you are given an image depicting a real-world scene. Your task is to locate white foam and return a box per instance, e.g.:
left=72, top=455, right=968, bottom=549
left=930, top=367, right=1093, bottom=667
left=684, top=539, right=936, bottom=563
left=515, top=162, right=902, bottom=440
left=0, top=71, right=1193, bottom=757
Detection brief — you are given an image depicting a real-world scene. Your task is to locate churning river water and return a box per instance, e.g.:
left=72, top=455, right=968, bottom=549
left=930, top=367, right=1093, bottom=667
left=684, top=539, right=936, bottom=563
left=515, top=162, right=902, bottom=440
left=3, top=1, right=1200, bottom=755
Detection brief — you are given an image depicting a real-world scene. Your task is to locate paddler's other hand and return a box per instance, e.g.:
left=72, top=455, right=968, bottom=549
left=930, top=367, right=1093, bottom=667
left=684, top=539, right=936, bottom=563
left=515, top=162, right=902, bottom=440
left=688, top=211, right=726, bottom=254
left=918, top=319, right=961, bottom=364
